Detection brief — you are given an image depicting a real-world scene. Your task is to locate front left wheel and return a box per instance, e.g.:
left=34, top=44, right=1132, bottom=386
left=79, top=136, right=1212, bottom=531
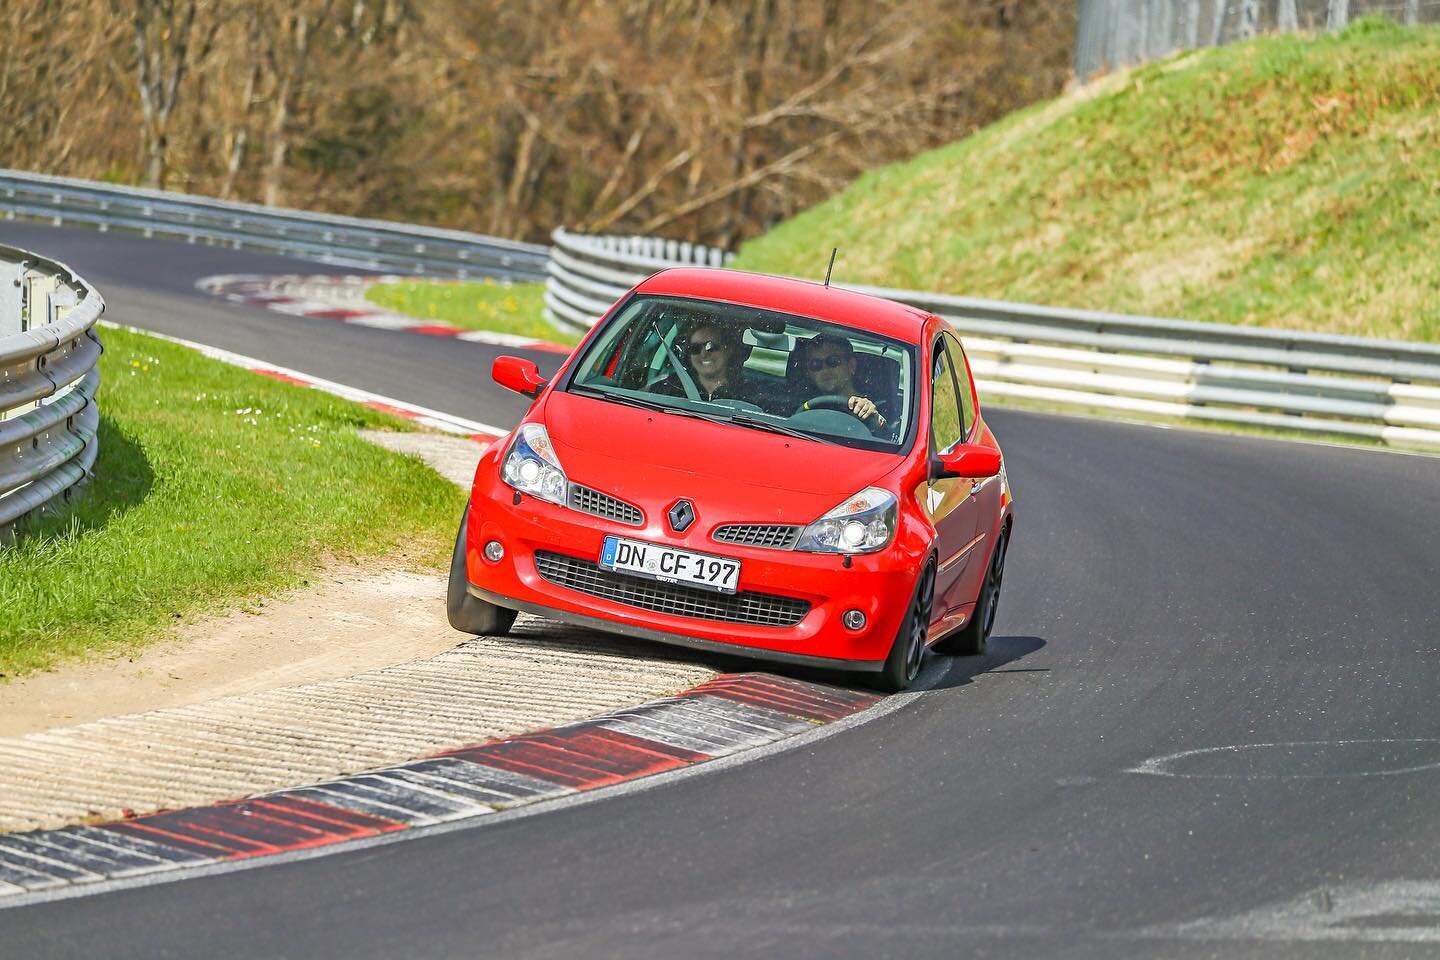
left=868, top=561, right=934, bottom=693
left=935, top=523, right=1008, bottom=657
left=447, top=504, right=518, bottom=637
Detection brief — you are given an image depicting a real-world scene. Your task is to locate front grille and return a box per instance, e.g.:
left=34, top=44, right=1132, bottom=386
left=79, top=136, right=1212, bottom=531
left=568, top=483, right=643, bottom=526
left=712, top=523, right=802, bottom=550
left=534, top=551, right=810, bottom=627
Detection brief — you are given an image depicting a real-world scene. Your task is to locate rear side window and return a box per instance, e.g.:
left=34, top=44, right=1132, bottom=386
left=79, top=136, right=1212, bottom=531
left=943, top=331, right=976, bottom=437
left=930, top=340, right=964, bottom=454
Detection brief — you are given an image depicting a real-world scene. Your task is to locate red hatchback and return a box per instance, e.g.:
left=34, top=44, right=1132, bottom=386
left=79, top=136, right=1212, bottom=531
left=449, top=268, right=1013, bottom=691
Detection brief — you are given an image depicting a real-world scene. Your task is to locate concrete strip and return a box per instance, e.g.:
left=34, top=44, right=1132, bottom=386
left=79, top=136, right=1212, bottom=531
left=358, top=429, right=485, bottom=486
left=0, top=626, right=714, bottom=832
left=0, top=671, right=887, bottom=905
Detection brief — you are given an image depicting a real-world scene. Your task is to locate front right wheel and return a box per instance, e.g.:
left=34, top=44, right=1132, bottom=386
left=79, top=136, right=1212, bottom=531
left=447, top=504, right=518, bottom=637
left=869, top=561, right=935, bottom=693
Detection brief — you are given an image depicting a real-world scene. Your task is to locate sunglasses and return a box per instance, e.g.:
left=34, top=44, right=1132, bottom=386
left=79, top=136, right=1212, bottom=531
left=806, top=354, right=849, bottom=372
left=685, top=339, right=730, bottom=357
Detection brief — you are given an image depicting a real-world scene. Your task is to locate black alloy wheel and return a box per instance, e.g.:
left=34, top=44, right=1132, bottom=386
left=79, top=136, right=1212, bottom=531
left=935, top=524, right=1008, bottom=657
left=978, top=525, right=1009, bottom=638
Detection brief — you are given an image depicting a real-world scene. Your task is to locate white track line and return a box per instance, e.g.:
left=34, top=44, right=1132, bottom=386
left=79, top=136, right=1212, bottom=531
left=100, top=320, right=508, bottom=440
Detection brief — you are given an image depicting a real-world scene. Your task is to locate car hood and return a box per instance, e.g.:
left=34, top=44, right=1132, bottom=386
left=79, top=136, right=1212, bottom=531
left=542, top=391, right=899, bottom=522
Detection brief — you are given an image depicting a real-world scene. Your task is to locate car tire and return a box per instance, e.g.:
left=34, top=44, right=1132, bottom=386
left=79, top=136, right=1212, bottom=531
left=935, top=524, right=1008, bottom=657
left=869, top=560, right=934, bottom=694
left=447, top=505, right=518, bottom=637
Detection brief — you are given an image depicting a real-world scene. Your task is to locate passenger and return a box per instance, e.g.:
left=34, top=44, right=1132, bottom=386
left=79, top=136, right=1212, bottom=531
left=652, top=318, right=760, bottom=405
left=794, top=333, right=887, bottom=431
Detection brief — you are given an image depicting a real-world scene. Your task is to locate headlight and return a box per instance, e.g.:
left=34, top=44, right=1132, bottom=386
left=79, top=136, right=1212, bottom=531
left=795, top=487, right=897, bottom=554
left=501, top=423, right=568, bottom=506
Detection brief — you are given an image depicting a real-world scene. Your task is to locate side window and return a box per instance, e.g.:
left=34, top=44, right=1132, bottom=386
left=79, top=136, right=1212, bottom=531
left=943, top=331, right=976, bottom=438
left=930, top=339, right=964, bottom=454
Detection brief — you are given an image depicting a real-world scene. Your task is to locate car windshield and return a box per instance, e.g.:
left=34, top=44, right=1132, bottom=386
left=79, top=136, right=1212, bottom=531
left=565, top=294, right=917, bottom=452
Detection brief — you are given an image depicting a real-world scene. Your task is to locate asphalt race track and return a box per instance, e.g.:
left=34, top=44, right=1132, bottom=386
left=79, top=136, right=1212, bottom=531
left=4, top=223, right=1440, bottom=959
left=0, top=222, right=559, bottom=427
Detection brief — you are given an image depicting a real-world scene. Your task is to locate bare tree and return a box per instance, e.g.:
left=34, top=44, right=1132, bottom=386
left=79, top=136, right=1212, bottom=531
left=117, top=0, right=220, bottom=188
left=1, top=0, right=1074, bottom=244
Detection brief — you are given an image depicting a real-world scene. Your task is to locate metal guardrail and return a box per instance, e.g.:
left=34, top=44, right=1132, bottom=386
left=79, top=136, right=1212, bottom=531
left=545, top=228, right=1440, bottom=450
left=1074, top=0, right=1438, bottom=83
left=1, top=244, right=104, bottom=539
left=0, top=169, right=549, bottom=282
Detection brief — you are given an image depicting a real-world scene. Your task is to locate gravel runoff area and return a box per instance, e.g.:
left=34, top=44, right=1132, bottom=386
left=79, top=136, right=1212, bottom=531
left=0, top=429, right=718, bottom=833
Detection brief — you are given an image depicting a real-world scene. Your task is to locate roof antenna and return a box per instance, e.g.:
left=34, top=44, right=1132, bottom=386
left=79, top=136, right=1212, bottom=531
left=823, top=247, right=838, bottom=288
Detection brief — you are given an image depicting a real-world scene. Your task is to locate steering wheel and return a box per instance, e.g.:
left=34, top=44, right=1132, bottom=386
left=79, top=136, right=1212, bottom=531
left=801, top=393, right=895, bottom=438
left=800, top=394, right=854, bottom=414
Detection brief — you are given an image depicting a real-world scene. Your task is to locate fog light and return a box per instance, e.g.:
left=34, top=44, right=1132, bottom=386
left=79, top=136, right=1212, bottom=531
left=484, top=540, right=505, bottom=562
left=842, top=609, right=867, bottom=631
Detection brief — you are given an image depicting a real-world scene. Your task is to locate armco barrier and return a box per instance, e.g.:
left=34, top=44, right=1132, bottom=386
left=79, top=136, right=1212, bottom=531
left=544, top=228, right=1440, bottom=450
left=0, top=169, right=548, bottom=282
left=0, top=244, right=103, bottom=539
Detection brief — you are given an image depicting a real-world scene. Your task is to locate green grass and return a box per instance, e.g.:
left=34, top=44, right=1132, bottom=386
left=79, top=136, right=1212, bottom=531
left=365, top=279, right=579, bottom=345
left=0, top=326, right=465, bottom=676
left=734, top=20, right=1440, bottom=343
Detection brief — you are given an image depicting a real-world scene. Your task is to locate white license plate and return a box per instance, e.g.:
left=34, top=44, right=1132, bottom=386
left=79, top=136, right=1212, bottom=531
left=599, top=536, right=741, bottom=594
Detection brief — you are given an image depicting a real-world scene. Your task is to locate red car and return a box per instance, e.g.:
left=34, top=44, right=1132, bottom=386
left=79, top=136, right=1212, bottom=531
left=448, top=268, right=1013, bottom=691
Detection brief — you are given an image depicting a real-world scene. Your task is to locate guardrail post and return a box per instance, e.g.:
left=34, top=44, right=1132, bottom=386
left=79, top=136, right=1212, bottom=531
left=50, top=285, right=78, bottom=327
left=0, top=261, right=21, bottom=338
left=25, top=272, right=57, bottom=334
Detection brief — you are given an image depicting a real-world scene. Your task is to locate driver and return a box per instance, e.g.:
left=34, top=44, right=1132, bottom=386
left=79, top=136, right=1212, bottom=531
left=794, top=333, right=887, bottom=431
left=652, top=317, right=759, bottom=405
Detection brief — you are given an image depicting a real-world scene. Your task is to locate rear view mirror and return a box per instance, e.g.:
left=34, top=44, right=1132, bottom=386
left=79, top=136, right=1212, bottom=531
left=492, top=356, right=548, bottom=398
left=932, top=444, right=1001, bottom=480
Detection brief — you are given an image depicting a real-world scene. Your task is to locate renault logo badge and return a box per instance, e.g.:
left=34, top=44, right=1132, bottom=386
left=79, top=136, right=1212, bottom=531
left=667, top=499, right=696, bottom=533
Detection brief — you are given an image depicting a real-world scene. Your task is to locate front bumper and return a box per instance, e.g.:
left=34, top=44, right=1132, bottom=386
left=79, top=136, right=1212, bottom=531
left=467, top=584, right=884, bottom=672
left=464, top=470, right=927, bottom=670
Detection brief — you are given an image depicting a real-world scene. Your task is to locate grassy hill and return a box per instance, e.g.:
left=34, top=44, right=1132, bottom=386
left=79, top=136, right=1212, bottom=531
left=733, top=20, right=1440, bottom=343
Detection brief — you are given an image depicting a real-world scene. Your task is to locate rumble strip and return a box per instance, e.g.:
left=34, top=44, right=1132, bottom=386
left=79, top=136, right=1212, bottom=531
left=196, top=273, right=573, bottom=354
left=0, top=674, right=877, bottom=902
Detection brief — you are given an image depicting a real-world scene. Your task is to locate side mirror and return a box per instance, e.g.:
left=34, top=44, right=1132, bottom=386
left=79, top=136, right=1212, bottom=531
left=931, top=444, right=1001, bottom=481
left=492, top=356, right=548, bottom=398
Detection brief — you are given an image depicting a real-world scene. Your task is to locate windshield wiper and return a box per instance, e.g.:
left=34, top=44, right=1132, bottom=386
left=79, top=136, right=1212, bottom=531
left=725, top=414, right=816, bottom=441
left=573, top=388, right=736, bottom=426
left=571, top=387, right=669, bottom=413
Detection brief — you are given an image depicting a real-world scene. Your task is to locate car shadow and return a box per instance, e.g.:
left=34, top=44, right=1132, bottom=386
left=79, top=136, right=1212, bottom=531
left=500, top=616, right=1047, bottom=699
left=503, top=615, right=746, bottom=674
left=920, top=634, right=1048, bottom=691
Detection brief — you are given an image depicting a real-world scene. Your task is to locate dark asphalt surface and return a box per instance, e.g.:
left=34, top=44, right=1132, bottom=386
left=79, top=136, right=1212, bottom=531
left=4, top=224, right=1440, bottom=958
left=0, top=222, right=559, bottom=426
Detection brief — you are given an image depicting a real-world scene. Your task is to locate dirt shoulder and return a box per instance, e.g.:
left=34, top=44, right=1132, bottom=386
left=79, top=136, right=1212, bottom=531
left=0, top=564, right=464, bottom=738
left=0, top=429, right=487, bottom=738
